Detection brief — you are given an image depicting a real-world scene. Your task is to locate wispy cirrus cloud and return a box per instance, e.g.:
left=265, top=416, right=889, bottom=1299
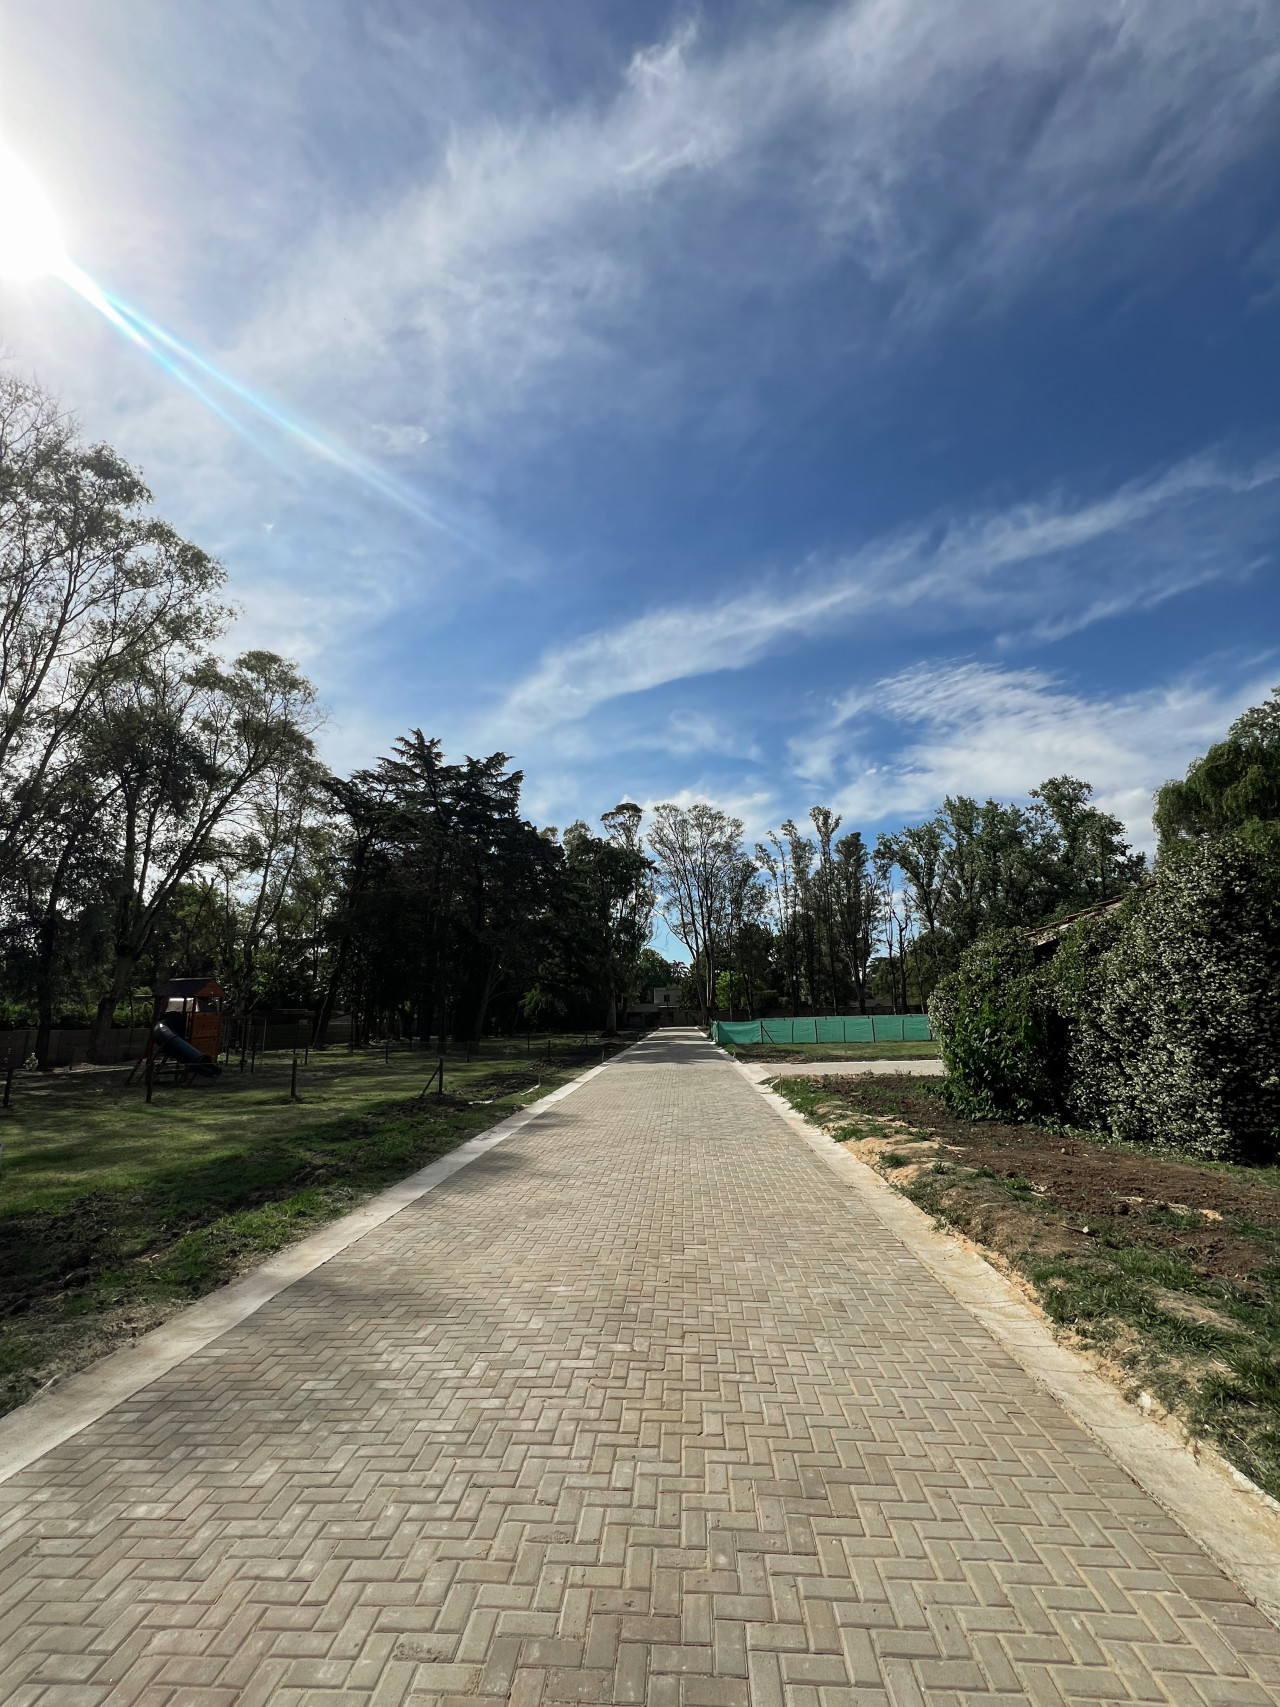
left=801, top=659, right=1276, bottom=846
left=3, top=0, right=1279, bottom=831
left=496, top=451, right=1280, bottom=731
left=28, top=0, right=1264, bottom=494
left=3, top=0, right=1277, bottom=697
left=229, top=0, right=1280, bottom=466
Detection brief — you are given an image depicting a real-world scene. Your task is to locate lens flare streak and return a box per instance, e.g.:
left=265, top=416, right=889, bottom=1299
left=104, top=287, right=471, bottom=540
left=56, top=260, right=474, bottom=546
left=0, top=140, right=481, bottom=551
left=58, top=262, right=266, bottom=442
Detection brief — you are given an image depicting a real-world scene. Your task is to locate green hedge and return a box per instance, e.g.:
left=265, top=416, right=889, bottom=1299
left=929, top=838, right=1280, bottom=1161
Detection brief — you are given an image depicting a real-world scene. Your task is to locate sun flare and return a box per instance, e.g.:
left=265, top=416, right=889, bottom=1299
left=0, top=144, right=66, bottom=280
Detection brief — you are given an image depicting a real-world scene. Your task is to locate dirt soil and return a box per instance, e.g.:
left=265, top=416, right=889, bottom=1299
left=776, top=1072, right=1280, bottom=1499
left=899, top=1106, right=1277, bottom=1288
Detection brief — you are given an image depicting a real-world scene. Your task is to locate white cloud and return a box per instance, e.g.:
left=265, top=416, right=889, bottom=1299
left=3, top=0, right=1278, bottom=775
left=159, top=0, right=1280, bottom=469
left=496, top=451, right=1280, bottom=730
left=807, top=659, right=1277, bottom=847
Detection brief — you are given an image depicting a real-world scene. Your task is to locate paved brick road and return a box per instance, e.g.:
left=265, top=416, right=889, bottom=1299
left=2, top=1030, right=1278, bottom=1707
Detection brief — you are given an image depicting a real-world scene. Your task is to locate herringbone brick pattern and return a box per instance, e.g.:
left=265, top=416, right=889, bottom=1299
left=1, top=1030, right=1277, bottom=1707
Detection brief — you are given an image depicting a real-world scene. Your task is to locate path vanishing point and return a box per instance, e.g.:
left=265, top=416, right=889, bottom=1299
left=1, top=1029, right=1279, bottom=1707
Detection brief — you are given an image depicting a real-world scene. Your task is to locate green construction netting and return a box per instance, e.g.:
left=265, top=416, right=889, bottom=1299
left=710, top=1014, right=933, bottom=1045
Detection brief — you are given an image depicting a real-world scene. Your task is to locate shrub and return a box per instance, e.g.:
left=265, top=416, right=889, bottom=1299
left=934, top=838, right=1280, bottom=1161
left=1038, top=905, right=1129, bottom=1131
left=1096, top=838, right=1280, bottom=1162
left=930, top=929, right=1062, bottom=1123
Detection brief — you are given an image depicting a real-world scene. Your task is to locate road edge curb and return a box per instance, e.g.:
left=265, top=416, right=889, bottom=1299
left=738, top=1061, right=1280, bottom=1627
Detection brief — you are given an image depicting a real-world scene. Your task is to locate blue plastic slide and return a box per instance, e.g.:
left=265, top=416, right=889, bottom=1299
left=152, top=1022, right=221, bottom=1077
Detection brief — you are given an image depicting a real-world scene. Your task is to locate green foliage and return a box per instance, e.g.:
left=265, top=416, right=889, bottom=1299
left=933, top=930, right=1062, bottom=1122
left=630, top=947, right=680, bottom=1000
left=1097, top=837, right=1280, bottom=1161
left=1155, top=686, right=1280, bottom=859
left=933, top=838, right=1280, bottom=1160
left=1038, top=905, right=1129, bottom=1130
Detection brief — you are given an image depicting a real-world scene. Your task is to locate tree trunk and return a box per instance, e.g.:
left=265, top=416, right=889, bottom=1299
left=88, top=956, right=138, bottom=1063
left=471, top=950, right=500, bottom=1043
left=606, top=989, right=617, bottom=1035
left=33, top=908, right=58, bottom=1072
left=314, top=931, right=350, bottom=1048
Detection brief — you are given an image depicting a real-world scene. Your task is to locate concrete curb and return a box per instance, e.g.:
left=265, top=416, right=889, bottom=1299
left=736, top=1062, right=1280, bottom=1626
left=0, top=1057, right=614, bottom=1487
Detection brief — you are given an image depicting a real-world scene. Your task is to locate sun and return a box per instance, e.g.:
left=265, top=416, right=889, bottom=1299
left=0, top=144, right=67, bottom=281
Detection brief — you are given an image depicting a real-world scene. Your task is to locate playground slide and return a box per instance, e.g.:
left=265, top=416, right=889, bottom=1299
left=153, top=1022, right=221, bottom=1077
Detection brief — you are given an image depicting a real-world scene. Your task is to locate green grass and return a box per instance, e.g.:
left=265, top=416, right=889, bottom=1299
left=0, top=1034, right=624, bottom=1413
left=721, top=1039, right=940, bottom=1062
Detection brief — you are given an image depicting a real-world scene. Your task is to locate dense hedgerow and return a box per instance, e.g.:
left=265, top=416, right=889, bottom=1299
left=931, top=930, right=1063, bottom=1123
left=930, top=837, right=1280, bottom=1162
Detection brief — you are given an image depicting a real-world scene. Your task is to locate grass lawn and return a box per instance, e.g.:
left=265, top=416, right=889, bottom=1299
left=0, top=1034, right=625, bottom=1415
left=722, top=1039, right=940, bottom=1062
left=776, top=1071, right=1280, bottom=1499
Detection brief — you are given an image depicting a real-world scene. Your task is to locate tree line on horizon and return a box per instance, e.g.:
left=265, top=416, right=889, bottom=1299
left=2, top=372, right=1245, bottom=1069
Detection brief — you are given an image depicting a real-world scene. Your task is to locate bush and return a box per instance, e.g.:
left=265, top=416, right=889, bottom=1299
left=930, top=929, right=1063, bottom=1123
left=932, top=839, right=1280, bottom=1161
left=1038, top=906, right=1129, bottom=1132
left=1096, top=838, right=1280, bottom=1162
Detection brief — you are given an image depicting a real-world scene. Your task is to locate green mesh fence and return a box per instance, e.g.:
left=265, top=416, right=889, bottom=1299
left=710, top=1014, right=933, bottom=1046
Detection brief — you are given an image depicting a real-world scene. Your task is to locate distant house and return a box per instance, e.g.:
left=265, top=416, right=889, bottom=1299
left=626, top=987, right=696, bottom=1027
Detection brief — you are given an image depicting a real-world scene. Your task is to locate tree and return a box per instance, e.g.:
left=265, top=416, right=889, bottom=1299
left=833, top=829, right=878, bottom=1012
left=876, top=819, right=945, bottom=1002
left=4, top=769, right=117, bottom=1068
left=561, top=805, right=655, bottom=1031
left=214, top=750, right=332, bottom=1025
left=84, top=648, right=318, bottom=1059
left=317, top=734, right=556, bottom=1048
left=630, top=947, right=681, bottom=1002
left=1030, top=775, right=1145, bottom=906
left=0, top=375, right=227, bottom=888
left=1155, top=688, right=1280, bottom=859
left=756, top=832, right=802, bottom=1013
left=648, top=804, right=744, bottom=1023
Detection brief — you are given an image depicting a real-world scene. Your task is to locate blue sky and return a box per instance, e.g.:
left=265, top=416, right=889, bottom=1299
left=2, top=0, right=1279, bottom=861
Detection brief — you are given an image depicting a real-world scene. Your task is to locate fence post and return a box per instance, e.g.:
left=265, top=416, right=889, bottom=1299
left=2, top=1066, right=12, bottom=1108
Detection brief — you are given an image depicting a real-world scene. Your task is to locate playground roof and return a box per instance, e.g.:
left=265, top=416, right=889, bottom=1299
left=157, top=977, right=226, bottom=1001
